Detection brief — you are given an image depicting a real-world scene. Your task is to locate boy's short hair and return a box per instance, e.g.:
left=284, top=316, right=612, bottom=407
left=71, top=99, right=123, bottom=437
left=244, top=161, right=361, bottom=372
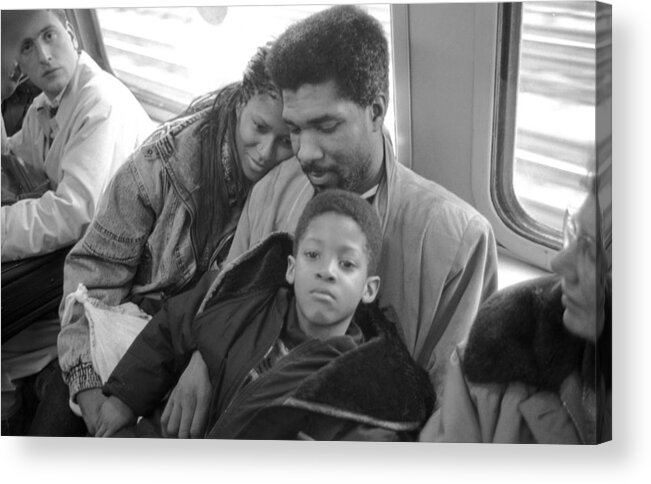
left=294, top=189, right=383, bottom=275
left=267, top=5, right=389, bottom=107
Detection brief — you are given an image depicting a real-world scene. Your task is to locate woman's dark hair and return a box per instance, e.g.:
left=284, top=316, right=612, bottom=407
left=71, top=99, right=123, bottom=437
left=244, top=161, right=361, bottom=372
left=182, top=45, right=280, bottom=264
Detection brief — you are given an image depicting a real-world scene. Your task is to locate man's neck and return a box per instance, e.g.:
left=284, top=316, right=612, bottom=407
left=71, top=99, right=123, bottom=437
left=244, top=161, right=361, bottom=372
left=356, top=130, right=386, bottom=194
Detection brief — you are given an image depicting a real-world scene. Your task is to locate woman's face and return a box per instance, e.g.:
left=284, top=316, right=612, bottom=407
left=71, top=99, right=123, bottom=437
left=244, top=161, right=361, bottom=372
left=236, top=92, right=293, bottom=182
left=550, top=194, right=605, bottom=342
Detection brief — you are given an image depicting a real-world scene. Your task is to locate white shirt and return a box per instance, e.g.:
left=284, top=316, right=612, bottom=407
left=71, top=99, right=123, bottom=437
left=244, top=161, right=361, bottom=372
left=1, top=52, right=153, bottom=261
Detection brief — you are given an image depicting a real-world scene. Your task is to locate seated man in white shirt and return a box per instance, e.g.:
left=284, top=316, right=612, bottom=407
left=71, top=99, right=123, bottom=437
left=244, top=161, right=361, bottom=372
left=1, top=9, right=152, bottom=260
left=1, top=9, right=152, bottom=435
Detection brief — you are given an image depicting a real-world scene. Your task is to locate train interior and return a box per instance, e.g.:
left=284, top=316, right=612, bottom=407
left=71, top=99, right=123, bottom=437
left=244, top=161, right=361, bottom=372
left=1, top=3, right=612, bottom=302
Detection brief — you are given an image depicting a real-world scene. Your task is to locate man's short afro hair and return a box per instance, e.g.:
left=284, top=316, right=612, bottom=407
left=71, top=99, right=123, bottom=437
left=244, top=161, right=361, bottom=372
left=267, top=5, right=389, bottom=107
left=293, top=189, right=383, bottom=276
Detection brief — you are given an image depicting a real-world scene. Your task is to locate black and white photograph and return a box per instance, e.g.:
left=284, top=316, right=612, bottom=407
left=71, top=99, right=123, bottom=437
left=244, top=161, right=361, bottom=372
left=0, top=0, right=646, bottom=482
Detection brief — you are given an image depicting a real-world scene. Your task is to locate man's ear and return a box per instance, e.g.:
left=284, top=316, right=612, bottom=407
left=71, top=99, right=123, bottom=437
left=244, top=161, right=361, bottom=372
left=361, top=275, right=380, bottom=304
left=66, top=22, right=79, bottom=51
left=369, top=94, right=387, bottom=132
left=285, top=255, right=296, bottom=285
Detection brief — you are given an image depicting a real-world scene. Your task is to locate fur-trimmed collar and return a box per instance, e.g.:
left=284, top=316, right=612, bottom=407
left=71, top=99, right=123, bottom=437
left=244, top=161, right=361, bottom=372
left=463, top=276, right=611, bottom=392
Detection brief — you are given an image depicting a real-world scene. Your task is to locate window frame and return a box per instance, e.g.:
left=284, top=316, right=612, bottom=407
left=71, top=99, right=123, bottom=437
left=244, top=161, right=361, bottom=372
left=471, top=2, right=560, bottom=271
left=474, top=3, right=608, bottom=271
left=491, top=2, right=562, bottom=252
left=390, top=4, right=413, bottom=170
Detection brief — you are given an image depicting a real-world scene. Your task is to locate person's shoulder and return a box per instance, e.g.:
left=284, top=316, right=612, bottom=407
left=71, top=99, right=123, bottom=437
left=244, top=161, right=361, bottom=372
left=259, top=157, right=303, bottom=183
left=115, top=112, right=202, bottom=175
left=250, top=157, right=305, bottom=197
left=141, top=107, right=208, bottom=156
left=19, top=92, right=47, bottom=121
left=391, top=163, right=491, bottom=236
left=74, top=53, right=143, bottom=109
left=394, top=163, right=475, bottom=215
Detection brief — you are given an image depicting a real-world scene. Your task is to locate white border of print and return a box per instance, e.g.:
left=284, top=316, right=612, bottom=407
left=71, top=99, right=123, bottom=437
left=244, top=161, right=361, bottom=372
left=2, top=0, right=649, bottom=483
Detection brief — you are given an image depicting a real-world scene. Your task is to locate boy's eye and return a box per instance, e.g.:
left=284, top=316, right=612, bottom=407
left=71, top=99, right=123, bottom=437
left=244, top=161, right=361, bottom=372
left=304, top=250, right=319, bottom=259
left=340, top=260, right=356, bottom=270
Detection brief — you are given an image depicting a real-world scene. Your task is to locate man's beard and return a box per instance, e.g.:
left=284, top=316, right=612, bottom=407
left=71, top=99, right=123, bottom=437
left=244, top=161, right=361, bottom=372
left=304, top=156, right=372, bottom=194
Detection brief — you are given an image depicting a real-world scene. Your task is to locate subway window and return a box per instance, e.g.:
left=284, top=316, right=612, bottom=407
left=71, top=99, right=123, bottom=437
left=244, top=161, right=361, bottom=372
left=492, top=1, right=611, bottom=250
left=94, top=5, right=395, bottom=140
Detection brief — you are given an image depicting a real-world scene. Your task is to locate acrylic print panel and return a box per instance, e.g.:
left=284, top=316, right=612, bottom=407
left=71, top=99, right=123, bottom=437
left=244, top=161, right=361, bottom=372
left=1, top=1, right=610, bottom=447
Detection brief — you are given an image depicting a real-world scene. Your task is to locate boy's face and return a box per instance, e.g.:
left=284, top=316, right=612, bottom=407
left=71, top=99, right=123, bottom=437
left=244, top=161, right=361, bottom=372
left=286, top=212, right=380, bottom=340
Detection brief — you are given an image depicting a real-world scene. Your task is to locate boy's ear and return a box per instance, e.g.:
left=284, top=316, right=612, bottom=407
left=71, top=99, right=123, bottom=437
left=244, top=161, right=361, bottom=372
left=361, top=276, right=380, bottom=304
left=285, top=255, right=296, bottom=285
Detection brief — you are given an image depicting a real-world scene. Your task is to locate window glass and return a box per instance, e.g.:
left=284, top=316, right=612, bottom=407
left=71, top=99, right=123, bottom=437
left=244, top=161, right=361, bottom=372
left=494, top=2, right=611, bottom=248
left=95, top=5, right=394, bottom=138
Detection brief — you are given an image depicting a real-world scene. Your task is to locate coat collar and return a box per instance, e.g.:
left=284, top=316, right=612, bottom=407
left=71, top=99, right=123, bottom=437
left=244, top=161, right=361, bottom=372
left=463, top=276, right=611, bottom=393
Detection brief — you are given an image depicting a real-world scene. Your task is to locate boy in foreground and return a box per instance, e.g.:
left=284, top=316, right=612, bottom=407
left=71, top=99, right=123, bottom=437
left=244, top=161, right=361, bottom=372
left=95, top=189, right=435, bottom=440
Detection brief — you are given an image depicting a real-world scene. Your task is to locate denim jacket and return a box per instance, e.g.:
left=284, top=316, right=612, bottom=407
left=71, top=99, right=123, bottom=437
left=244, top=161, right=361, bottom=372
left=58, top=106, right=243, bottom=400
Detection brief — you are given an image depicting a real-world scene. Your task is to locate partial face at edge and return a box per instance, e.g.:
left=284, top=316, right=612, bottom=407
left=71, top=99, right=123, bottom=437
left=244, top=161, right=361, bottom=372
left=285, top=212, right=380, bottom=340
left=236, top=92, right=293, bottom=183
left=550, top=194, right=605, bottom=342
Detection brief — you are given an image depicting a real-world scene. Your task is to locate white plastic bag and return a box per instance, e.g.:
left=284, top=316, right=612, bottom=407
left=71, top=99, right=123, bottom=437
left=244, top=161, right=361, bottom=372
left=62, top=284, right=152, bottom=383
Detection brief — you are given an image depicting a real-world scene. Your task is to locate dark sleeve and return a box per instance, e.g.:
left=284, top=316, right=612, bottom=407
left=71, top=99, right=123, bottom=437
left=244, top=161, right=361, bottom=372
left=102, top=270, right=218, bottom=416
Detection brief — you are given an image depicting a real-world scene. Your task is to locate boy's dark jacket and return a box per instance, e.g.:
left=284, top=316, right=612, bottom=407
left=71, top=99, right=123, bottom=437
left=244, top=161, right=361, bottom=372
left=104, top=232, right=435, bottom=440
